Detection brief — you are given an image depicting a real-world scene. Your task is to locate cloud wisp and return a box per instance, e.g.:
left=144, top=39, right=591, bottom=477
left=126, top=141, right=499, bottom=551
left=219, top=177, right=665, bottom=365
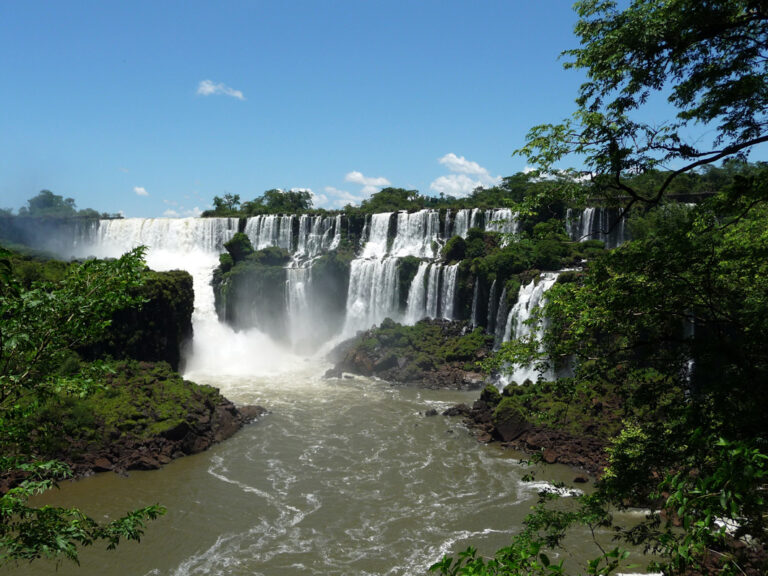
left=134, top=186, right=149, bottom=197
left=345, top=171, right=391, bottom=195
left=196, top=80, right=245, bottom=101
left=430, top=153, right=500, bottom=197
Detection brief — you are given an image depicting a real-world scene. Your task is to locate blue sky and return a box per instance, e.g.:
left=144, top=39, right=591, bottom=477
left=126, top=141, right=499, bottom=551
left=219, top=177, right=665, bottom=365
left=2, top=1, right=763, bottom=217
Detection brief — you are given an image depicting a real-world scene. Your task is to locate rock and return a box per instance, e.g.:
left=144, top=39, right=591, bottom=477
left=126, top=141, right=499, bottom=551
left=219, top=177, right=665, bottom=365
left=161, top=420, right=191, bottom=441
left=573, top=476, right=588, bottom=484
left=424, top=408, right=438, bottom=417
left=238, top=405, right=268, bottom=422
left=542, top=449, right=558, bottom=464
left=91, top=457, right=113, bottom=472
left=323, top=367, right=342, bottom=379
left=442, top=403, right=471, bottom=417
left=477, top=432, right=493, bottom=443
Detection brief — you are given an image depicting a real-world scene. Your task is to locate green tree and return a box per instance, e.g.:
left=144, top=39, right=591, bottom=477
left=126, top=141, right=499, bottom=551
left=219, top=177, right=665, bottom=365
left=19, top=190, right=78, bottom=218
left=517, top=0, right=768, bottom=213
left=211, top=193, right=241, bottom=214
left=436, top=2, right=768, bottom=574
left=0, top=247, right=165, bottom=564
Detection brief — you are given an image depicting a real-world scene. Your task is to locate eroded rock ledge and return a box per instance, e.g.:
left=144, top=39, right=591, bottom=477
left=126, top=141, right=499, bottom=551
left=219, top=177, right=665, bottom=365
left=2, top=361, right=266, bottom=491
left=444, top=385, right=610, bottom=476
left=327, top=318, right=492, bottom=389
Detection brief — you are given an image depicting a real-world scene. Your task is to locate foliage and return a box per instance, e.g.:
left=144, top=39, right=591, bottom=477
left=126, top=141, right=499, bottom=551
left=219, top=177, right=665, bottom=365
left=223, top=232, right=254, bottom=263
left=244, top=189, right=313, bottom=215
left=516, top=0, right=768, bottom=213
left=12, top=190, right=113, bottom=219
left=0, top=247, right=166, bottom=565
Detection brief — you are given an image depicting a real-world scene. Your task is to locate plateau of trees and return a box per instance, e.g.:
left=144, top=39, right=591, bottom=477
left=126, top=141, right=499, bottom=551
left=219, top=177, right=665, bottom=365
left=2, top=190, right=119, bottom=220
left=433, top=1, right=768, bottom=575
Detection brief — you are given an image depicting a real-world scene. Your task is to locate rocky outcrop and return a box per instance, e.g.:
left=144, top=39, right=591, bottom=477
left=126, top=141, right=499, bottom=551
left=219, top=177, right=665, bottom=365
left=1, top=361, right=267, bottom=490
left=328, top=318, right=493, bottom=389
left=67, top=397, right=267, bottom=477
left=445, top=385, right=608, bottom=475
left=81, top=270, right=194, bottom=371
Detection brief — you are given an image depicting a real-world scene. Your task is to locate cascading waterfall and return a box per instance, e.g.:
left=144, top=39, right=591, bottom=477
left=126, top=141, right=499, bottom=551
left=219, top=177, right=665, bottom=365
left=296, top=214, right=340, bottom=258
left=453, top=209, right=471, bottom=239
left=344, top=258, right=400, bottom=334
left=286, top=264, right=312, bottom=349
left=565, top=207, right=630, bottom=248
left=470, top=278, right=480, bottom=328
left=500, top=272, right=560, bottom=386
left=390, top=209, right=440, bottom=258
left=244, top=214, right=294, bottom=251
left=484, top=208, right=518, bottom=235
left=405, top=262, right=430, bottom=324
left=440, top=263, right=459, bottom=320
left=492, top=287, right=509, bottom=350
left=361, top=213, right=392, bottom=258
left=425, top=263, right=441, bottom=319
left=486, top=280, right=498, bottom=334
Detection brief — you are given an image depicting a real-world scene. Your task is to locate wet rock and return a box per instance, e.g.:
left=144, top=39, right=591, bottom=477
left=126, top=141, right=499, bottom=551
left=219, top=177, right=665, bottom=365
left=424, top=409, right=438, bottom=417
left=323, top=367, right=342, bottom=379
left=442, top=403, right=471, bottom=417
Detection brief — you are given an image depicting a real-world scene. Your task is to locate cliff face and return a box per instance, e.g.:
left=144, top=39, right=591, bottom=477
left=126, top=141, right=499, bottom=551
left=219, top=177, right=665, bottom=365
left=81, top=270, right=194, bottom=371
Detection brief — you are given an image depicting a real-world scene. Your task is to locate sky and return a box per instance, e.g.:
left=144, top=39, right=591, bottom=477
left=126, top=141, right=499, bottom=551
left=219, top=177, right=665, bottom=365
left=2, top=1, right=763, bottom=218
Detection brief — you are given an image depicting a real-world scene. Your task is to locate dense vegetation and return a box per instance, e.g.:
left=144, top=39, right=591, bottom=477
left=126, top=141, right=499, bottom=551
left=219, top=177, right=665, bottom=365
left=430, top=1, right=768, bottom=575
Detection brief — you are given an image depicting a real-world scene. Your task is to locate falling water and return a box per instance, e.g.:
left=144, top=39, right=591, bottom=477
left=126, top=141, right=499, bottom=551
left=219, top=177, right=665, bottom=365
left=405, top=262, right=430, bottom=324
left=440, top=263, right=459, bottom=320
left=501, top=272, right=560, bottom=386
left=425, top=264, right=441, bottom=319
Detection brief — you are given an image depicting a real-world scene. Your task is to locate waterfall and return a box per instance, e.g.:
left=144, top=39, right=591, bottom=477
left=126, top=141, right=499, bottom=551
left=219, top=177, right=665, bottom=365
left=440, top=263, right=459, bottom=320
left=469, top=208, right=483, bottom=230
left=244, top=214, right=294, bottom=251
left=470, top=278, right=479, bottom=328
left=286, top=263, right=312, bottom=349
left=486, top=279, right=498, bottom=334
left=443, top=209, right=452, bottom=239
left=501, top=272, right=559, bottom=385
left=405, top=262, right=430, bottom=323
left=361, top=213, right=392, bottom=258
left=453, top=209, right=471, bottom=238
left=390, top=209, right=440, bottom=258
left=425, top=263, right=441, bottom=319
left=297, top=214, right=337, bottom=258
left=566, top=207, right=630, bottom=247
left=329, top=214, right=342, bottom=251
left=493, top=287, right=509, bottom=350
left=343, top=258, right=400, bottom=335
left=95, top=217, right=238, bottom=256
left=484, top=208, right=518, bottom=235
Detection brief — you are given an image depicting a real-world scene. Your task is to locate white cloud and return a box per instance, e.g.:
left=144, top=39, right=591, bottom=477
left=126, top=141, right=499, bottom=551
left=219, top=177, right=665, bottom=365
left=162, top=206, right=201, bottom=218
left=323, top=186, right=367, bottom=208
left=196, top=79, right=245, bottom=101
left=430, top=153, right=500, bottom=197
left=345, top=170, right=391, bottom=195
left=134, top=186, right=149, bottom=196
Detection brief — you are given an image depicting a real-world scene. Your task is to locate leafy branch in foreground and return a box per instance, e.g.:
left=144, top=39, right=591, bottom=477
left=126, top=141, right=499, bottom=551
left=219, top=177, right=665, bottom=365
left=0, top=247, right=166, bottom=565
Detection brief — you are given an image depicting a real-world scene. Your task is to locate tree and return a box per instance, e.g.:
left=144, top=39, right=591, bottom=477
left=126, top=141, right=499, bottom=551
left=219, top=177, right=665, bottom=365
left=212, top=193, right=241, bottom=214
left=0, top=247, right=164, bottom=564
left=516, top=0, right=768, bottom=215
left=434, top=2, right=768, bottom=574
left=20, top=190, right=78, bottom=218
